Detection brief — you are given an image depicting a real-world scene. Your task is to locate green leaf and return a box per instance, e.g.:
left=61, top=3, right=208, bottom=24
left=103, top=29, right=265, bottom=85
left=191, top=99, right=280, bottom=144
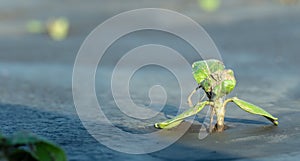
left=232, top=97, right=278, bottom=125
left=192, top=59, right=225, bottom=84
left=155, top=101, right=209, bottom=129
left=8, top=131, right=41, bottom=146
left=6, top=132, right=67, bottom=161
left=0, top=133, right=4, bottom=144
left=33, top=141, right=67, bottom=161
left=7, top=149, right=38, bottom=161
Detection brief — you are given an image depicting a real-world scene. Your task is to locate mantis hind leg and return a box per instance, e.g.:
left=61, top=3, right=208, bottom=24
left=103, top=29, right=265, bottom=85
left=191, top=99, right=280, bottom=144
left=154, top=101, right=209, bottom=129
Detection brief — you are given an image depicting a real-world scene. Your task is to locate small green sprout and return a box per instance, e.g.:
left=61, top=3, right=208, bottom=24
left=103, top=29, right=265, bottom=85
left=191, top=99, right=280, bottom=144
left=0, top=131, right=67, bottom=161
left=155, top=59, right=278, bottom=132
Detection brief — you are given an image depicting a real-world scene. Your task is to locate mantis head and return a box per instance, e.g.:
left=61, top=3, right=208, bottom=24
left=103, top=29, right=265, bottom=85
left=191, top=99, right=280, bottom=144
left=192, top=59, right=236, bottom=100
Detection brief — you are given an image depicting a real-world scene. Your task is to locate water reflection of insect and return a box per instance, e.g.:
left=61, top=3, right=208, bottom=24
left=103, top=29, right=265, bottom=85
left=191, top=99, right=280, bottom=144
left=155, top=59, right=278, bottom=132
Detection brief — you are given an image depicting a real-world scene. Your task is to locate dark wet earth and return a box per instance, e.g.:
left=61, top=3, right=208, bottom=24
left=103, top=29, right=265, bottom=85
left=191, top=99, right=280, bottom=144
left=1, top=1, right=300, bottom=160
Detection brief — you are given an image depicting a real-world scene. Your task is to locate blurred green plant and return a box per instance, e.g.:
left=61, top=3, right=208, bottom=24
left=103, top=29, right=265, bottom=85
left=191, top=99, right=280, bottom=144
left=155, top=59, right=278, bottom=132
left=26, top=20, right=45, bottom=34
left=26, top=17, right=69, bottom=41
left=198, top=0, right=220, bottom=12
left=0, top=131, right=67, bottom=161
left=47, top=17, right=69, bottom=41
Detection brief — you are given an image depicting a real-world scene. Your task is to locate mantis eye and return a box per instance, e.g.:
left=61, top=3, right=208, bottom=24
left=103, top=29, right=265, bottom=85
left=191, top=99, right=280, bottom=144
left=221, top=69, right=236, bottom=94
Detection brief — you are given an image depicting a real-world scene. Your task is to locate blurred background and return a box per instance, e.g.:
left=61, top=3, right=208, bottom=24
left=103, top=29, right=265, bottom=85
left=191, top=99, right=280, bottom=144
left=1, top=0, right=299, bottom=110
left=1, top=0, right=300, bottom=160
left=1, top=0, right=300, bottom=63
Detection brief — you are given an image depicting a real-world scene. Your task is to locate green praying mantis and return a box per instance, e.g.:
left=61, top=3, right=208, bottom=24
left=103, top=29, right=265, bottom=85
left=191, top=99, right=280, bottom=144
left=154, top=59, right=278, bottom=132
